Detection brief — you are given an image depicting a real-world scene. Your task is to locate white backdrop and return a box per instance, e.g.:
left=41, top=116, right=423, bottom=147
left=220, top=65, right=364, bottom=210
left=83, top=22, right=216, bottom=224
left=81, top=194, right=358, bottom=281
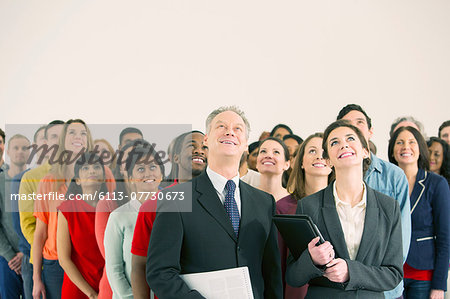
left=1, top=0, right=449, bottom=160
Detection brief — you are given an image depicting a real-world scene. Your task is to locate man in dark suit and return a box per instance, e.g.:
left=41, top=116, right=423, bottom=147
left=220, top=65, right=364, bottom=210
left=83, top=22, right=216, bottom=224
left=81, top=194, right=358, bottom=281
left=146, top=106, right=282, bottom=299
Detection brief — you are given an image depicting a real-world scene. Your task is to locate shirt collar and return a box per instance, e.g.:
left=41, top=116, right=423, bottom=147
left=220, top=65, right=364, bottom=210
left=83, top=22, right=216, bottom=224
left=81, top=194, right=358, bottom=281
left=333, top=181, right=367, bottom=208
left=206, top=166, right=240, bottom=194
left=368, top=153, right=382, bottom=174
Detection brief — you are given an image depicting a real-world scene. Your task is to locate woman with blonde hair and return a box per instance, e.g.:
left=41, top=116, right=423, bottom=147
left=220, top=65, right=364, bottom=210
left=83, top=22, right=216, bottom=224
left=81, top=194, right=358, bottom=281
left=94, top=139, right=116, bottom=170
left=277, top=133, right=332, bottom=299
left=33, top=120, right=115, bottom=299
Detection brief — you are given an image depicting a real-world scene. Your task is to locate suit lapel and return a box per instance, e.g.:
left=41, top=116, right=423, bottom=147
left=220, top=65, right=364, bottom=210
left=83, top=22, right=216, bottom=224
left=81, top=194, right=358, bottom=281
left=195, top=172, right=238, bottom=242
left=355, top=187, right=379, bottom=261
left=237, top=181, right=254, bottom=241
left=321, top=185, right=350, bottom=260
left=410, top=168, right=427, bottom=215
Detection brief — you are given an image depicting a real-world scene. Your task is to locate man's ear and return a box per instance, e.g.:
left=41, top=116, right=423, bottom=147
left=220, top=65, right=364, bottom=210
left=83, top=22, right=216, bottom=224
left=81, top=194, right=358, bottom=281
left=173, top=154, right=180, bottom=165
left=363, top=148, right=370, bottom=159
left=75, top=178, right=81, bottom=186
left=204, top=134, right=208, bottom=147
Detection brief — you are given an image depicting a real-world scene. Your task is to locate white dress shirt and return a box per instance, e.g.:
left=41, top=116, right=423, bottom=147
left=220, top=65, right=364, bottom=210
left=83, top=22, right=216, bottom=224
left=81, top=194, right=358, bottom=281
left=333, top=182, right=367, bottom=260
left=206, top=166, right=241, bottom=216
left=240, top=169, right=261, bottom=188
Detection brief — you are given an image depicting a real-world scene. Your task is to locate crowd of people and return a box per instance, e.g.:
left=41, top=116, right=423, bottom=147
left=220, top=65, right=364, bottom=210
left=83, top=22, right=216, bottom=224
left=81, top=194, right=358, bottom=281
left=0, top=105, right=449, bottom=299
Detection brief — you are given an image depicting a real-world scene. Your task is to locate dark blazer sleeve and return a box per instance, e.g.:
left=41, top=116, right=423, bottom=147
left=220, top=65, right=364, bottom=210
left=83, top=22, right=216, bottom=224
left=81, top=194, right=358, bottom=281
left=285, top=195, right=326, bottom=287
left=286, top=187, right=403, bottom=293
left=146, top=207, right=205, bottom=299
left=262, top=195, right=283, bottom=299
left=430, top=176, right=450, bottom=291
left=286, top=245, right=325, bottom=287
left=344, top=198, right=403, bottom=292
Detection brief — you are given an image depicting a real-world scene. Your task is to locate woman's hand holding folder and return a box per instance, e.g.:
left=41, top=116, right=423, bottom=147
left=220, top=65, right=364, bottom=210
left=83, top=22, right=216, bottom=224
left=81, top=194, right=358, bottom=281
left=308, top=236, right=349, bottom=283
left=324, top=258, right=349, bottom=283
left=307, top=236, right=335, bottom=266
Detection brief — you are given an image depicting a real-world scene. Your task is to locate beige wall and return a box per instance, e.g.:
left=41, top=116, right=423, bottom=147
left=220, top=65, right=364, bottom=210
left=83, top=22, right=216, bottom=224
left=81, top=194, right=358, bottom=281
left=1, top=0, right=449, bottom=160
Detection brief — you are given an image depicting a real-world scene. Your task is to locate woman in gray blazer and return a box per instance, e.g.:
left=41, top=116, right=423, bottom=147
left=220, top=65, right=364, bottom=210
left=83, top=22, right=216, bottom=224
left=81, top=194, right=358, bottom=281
left=286, top=120, right=403, bottom=299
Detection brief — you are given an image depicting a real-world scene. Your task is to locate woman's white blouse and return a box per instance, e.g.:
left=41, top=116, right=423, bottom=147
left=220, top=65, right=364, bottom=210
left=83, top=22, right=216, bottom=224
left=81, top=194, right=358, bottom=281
left=333, top=182, right=367, bottom=260
left=104, top=200, right=141, bottom=299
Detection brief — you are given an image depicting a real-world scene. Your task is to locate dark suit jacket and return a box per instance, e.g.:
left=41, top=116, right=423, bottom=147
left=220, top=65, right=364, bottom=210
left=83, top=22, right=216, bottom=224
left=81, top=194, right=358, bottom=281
left=146, top=171, right=283, bottom=299
left=406, top=168, right=450, bottom=291
left=286, top=183, right=403, bottom=299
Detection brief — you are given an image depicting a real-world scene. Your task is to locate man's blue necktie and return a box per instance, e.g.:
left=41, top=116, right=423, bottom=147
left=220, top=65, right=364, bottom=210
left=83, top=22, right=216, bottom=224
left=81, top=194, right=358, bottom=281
left=224, top=180, right=240, bottom=237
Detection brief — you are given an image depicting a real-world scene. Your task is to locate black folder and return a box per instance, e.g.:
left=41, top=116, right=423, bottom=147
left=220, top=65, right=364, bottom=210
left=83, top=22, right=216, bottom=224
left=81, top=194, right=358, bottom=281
left=273, top=214, right=325, bottom=260
left=274, top=214, right=346, bottom=289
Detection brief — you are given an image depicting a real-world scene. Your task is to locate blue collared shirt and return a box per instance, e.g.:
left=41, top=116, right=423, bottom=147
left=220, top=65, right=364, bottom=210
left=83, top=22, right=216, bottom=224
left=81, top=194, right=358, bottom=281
left=365, top=154, right=411, bottom=299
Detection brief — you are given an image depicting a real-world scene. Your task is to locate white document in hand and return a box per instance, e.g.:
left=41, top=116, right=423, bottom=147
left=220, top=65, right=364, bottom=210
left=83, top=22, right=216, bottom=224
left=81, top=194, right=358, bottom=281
left=180, top=266, right=254, bottom=299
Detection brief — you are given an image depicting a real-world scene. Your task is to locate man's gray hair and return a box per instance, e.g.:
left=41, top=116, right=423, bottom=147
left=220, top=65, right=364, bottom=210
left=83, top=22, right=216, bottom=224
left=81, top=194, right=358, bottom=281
left=205, top=106, right=251, bottom=140
left=390, top=116, right=426, bottom=138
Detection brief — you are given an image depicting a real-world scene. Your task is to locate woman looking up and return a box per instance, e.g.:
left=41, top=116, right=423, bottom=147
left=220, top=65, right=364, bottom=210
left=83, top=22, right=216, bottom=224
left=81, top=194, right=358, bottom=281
left=427, top=137, right=450, bottom=186
left=286, top=120, right=403, bottom=298
left=277, top=133, right=332, bottom=299
left=104, top=144, right=164, bottom=299
left=256, top=137, right=290, bottom=201
left=57, top=153, right=108, bottom=299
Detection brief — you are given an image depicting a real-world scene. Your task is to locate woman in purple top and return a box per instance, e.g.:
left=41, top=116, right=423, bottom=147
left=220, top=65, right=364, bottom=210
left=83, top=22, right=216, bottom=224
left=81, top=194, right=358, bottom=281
left=256, top=137, right=291, bottom=201
left=276, top=133, right=332, bottom=299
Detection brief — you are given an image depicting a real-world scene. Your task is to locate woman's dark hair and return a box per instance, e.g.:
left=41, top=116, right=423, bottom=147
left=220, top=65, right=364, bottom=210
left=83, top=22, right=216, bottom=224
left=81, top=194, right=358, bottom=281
left=113, top=139, right=151, bottom=205
left=65, top=152, right=108, bottom=200
left=427, top=137, right=450, bottom=182
left=322, top=120, right=371, bottom=173
left=388, top=126, right=430, bottom=171
left=287, top=133, right=333, bottom=200
left=258, top=137, right=290, bottom=162
left=248, top=141, right=260, bottom=156
left=270, top=124, right=293, bottom=137
left=283, top=134, right=304, bottom=146
left=126, top=143, right=165, bottom=178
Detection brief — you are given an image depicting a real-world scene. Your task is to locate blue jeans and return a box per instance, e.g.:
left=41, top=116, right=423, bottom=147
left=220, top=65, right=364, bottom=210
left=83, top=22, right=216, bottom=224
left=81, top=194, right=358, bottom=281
left=42, top=258, right=64, bottom=299
left=403, top=278, right=432, bottom=299
left=21, top=254, right=33, bottom=299
left=0, top=256, right=23, bottom=299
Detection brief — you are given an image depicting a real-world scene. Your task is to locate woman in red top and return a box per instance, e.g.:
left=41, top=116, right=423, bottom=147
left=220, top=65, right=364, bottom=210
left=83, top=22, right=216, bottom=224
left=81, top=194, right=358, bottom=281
left=57, top=153, right=108, bottom=299
left=33, top=119, right=94, bottom=299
